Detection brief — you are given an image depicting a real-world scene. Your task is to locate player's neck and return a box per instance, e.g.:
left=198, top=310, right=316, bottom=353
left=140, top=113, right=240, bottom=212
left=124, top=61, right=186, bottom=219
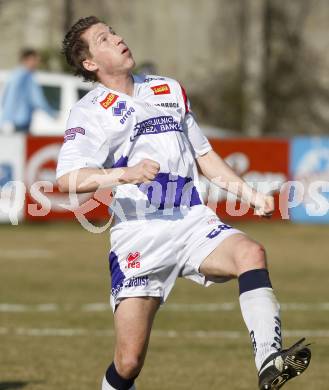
left=99, top=73, right=134, bottom=96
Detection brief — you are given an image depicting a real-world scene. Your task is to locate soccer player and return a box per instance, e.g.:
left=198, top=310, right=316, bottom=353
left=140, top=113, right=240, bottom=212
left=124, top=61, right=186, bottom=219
left=57, top=16, right=311, bottom=390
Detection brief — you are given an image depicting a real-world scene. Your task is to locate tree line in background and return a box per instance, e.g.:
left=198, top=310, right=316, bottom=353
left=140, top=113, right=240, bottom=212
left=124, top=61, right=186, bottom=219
left=190, top=0, right=329, bottom=136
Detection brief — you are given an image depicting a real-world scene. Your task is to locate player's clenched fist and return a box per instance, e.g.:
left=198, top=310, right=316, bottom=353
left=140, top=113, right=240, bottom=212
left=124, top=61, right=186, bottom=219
left=253, top=193, right=275, bottom=218
left=122, top=159, right=160, bottom=184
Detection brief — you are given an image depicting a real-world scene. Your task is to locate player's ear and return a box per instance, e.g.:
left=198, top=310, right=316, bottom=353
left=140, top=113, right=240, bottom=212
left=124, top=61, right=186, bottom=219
left=83, top=58, right=98, bottom=72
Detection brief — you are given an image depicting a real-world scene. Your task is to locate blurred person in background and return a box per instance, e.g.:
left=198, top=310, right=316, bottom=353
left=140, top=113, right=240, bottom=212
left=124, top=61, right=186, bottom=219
left=0, top=48, right=57, bottom=134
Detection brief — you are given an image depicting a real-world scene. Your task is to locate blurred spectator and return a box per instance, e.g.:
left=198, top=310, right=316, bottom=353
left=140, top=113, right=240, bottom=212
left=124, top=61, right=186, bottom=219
left=0, top=48, right=57, bottom=134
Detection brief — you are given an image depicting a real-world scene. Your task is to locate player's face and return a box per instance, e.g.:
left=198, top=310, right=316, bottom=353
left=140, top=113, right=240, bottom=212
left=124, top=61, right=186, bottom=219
left=82, top=23, right=135, bottom=79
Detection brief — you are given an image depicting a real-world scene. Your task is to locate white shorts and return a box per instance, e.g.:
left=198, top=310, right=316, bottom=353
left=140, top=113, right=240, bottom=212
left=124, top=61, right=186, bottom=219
left=108, top=205, right=243, bottom=311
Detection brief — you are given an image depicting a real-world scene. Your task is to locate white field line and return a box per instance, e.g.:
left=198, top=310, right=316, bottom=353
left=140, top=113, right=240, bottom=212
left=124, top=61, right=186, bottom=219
left=1, top=249, right=54, bottom=259
left=1, top=302, right=329, bottom=313
left=0, top=327, right=329, bottom=338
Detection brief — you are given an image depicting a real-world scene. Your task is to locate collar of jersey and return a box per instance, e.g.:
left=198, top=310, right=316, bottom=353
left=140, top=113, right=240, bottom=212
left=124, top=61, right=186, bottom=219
left=98, top=74, right=145, bottom=99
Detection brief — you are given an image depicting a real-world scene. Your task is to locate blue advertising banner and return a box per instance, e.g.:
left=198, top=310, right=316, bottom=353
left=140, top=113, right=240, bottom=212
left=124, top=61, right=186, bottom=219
left=290, top=137, right=329, bottom=223
left=0, top=163, right=13, bottom=187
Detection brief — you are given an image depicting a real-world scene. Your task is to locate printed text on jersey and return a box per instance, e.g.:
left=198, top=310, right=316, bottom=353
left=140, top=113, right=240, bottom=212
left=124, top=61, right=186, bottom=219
left=130, top=116, right=183, bottom=141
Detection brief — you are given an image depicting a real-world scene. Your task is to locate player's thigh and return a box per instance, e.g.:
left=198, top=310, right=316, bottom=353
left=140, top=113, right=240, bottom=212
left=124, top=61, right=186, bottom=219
left=114, top=297, right=161, bottom=365
left=199, top=233, right=267, bottom=278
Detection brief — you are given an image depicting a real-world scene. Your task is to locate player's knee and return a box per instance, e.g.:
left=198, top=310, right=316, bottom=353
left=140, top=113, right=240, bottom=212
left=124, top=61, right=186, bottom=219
left=115, top=353, right=144, bottom=379
left=235, top=239, right=267, bottom=273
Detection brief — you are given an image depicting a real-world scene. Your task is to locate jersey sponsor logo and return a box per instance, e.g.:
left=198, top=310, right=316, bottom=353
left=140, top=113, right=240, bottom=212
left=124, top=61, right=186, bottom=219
left=130, top=116, right=183, bottom=141
left=64, top=127, right=85, bottom=142
left=120, top=107, right=135, bottom=124
left=144, top=77, right=165, bottom=83
left=111, top=100, right=136, bottom=124
left=155, top=102, right=179, bottom=109
left=100, top=92, right=119, bottom=109
left=151, top=83, right=171, bottom=95
left=206, top=223, right=232, bottom=239
left=113, top=101, right=127, bottom=116
left=126, top=251, right=141, bottom=268
left=124, top=276, right=149, bottom=288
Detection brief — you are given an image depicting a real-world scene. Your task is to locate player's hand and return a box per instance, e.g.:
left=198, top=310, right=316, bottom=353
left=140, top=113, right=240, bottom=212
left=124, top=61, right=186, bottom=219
left=123, top=159, right=160, bottom=184
left=252, top=193, right=275, bottom=218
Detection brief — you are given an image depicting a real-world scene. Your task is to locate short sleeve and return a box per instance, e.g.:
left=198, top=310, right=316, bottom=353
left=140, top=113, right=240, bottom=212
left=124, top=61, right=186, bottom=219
left=177, top=83, right=212, bottom=158
left=56, top=106, right=109, bottom=179
left=183, top=112, right=212, bottom=158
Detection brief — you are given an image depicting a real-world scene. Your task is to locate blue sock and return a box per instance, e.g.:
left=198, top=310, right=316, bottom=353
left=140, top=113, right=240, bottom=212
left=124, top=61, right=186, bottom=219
left=238, top=268, right=272, bottom=295
left=103, top=362, right=136, bottom=390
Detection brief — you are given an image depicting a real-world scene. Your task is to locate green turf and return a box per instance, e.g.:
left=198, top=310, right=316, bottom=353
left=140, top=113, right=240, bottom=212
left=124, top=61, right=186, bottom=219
left=0, top=221, right=328, bottom=389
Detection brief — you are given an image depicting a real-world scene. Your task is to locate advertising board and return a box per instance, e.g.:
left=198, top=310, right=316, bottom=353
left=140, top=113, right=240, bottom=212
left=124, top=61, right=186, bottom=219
left=290, top=137, right=329, bottom=223
left=207, top=139, right=289, bottom=220
left=25, top=136, right=111, bottom=221
left=0, top=135, right=25, bottom=223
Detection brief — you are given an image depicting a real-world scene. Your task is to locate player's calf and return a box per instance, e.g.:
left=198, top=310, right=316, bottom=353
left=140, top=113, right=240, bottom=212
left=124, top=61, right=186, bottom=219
left=102, top=349, right=145, bottom=389
left=115, top=353, right=144, bottom=379
left=102, top=297, right=159, bottom=390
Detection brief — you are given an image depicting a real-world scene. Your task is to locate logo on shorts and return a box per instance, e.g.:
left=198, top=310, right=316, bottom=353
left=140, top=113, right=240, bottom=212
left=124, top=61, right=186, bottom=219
left=151, top=84, right=171, bottom=95
left=124, top=276, right=149, bottom=288
left=126, top=252, right=141, bottom=268
left=100, top=93, right=119, bottom=109
left=207, top=217, right=219, bottom=225
left=206, top=224, right=232, bottom=239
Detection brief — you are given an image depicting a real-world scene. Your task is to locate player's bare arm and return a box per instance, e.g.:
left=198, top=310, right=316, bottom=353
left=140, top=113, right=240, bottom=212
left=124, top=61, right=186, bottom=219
left=57, top=159, right=160, bottom=193
left=197, top=149, right=274, bottom=217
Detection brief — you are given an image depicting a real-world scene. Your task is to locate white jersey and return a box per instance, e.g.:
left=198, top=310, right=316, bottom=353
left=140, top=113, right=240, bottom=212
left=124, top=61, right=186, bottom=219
left=56, top=74, right=212, bottom=220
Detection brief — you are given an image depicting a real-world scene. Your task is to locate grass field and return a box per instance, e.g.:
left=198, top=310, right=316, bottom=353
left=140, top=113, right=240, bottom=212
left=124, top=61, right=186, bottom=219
left=0, top=220, right=329, bottom=389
